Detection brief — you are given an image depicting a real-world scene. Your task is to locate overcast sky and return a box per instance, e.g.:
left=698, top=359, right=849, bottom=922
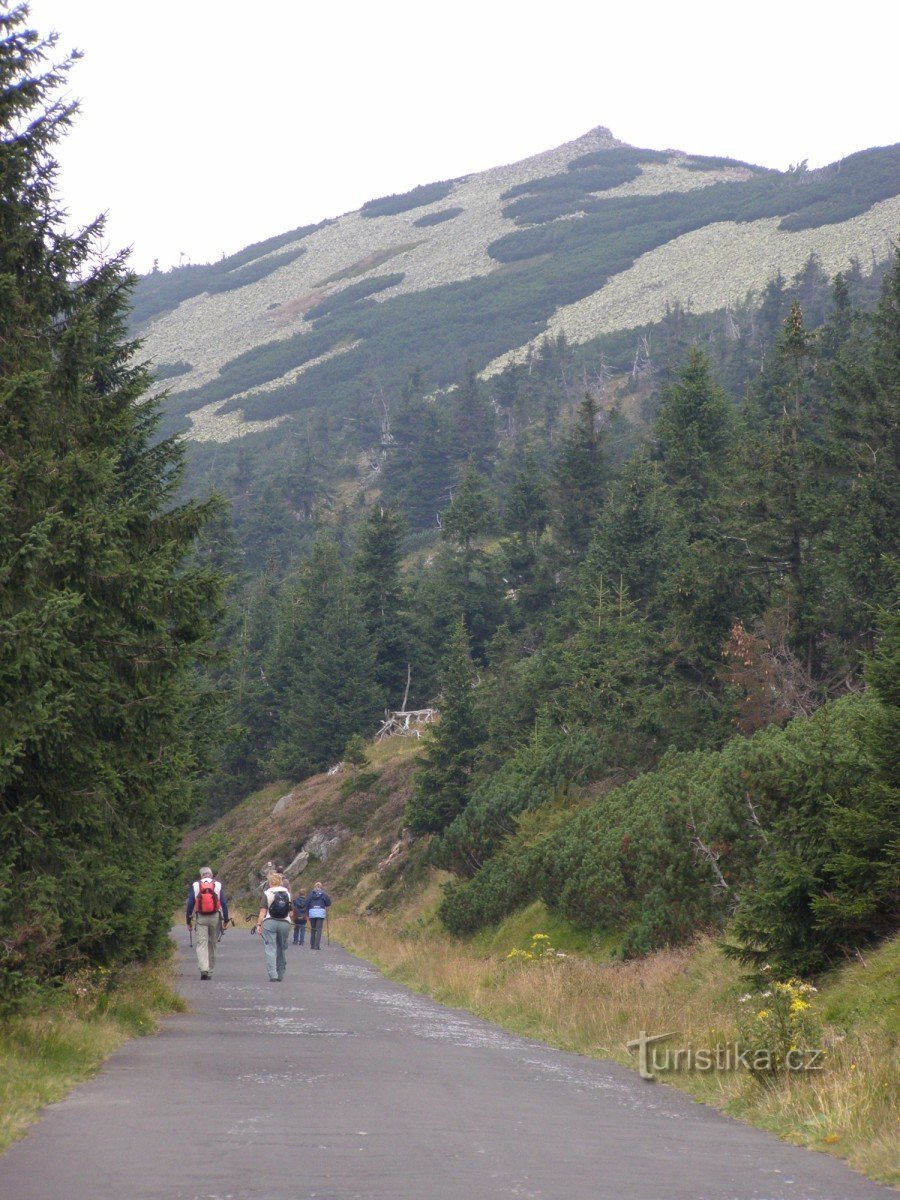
left=24, top=0, right=900, bottom=275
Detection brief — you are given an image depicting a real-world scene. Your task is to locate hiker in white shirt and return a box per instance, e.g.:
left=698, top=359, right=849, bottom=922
left=255, top=871, right=291, bottom=981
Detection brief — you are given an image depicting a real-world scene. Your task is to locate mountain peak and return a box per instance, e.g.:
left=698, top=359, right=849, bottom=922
left=137, top=133, right=900, bottom=447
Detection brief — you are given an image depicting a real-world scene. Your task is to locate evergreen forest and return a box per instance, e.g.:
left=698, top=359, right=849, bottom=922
left=198, top=247, right=899, bottom=977
left=0, top=9, right=221, bottom=1008
left=0, top=3, right=897, bottom=1011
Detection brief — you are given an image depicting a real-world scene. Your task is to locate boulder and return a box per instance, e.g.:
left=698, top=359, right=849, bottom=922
left=284, top=849, right=310, bottom=879
left=272, top=790, right=295, bottom=815
left=302, top=827, right=349, bottom=862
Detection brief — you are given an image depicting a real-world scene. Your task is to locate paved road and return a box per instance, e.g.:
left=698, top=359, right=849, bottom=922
left=0, top=927, right=891, bottom=1200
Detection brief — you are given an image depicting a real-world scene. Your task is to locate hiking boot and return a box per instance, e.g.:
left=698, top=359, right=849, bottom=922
left=200, top=971, right=210, bottom=980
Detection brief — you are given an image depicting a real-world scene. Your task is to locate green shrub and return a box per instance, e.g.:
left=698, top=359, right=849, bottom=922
left=153, top=360, right=192, bottom=381
left=438, top=844, right=543, bottom=935
left=130, top=221, right=328, bottom=325
left=305, top=273, right=404, bottom=321
left=413, top=206, right=463, bottom=228
left=361, top=181, right=454, bottom=218
left=431, top=722, right=607, bottom=875
left=442, top=691, right=898, bottom=968
left=728, top=623, right=900, bottom=973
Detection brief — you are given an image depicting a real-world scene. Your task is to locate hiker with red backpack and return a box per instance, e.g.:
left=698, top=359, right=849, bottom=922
left=186, top=866, right=230, bottom=980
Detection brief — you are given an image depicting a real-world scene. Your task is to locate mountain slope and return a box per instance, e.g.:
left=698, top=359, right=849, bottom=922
left=135, top=128, right=900, bottom=446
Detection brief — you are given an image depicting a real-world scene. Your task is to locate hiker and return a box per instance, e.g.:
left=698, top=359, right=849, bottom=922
left=186, top=866, right=229, bottom=981
left=255, top=870, right=292, bottom=981
left=291, top=888, right=308, bottom=946
left=306, top=880, right=331, bottom=950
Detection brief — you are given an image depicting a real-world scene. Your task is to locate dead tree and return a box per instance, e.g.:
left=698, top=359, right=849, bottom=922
left=375, top=708, right=437, bottom=741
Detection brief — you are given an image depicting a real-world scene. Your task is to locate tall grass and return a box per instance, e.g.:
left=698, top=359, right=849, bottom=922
left=338, top=913, right=899, bottom=1185
left=0, top=955, right=184, bottom=1152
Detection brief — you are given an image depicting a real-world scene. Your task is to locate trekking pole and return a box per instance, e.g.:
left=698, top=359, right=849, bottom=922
left=326, top=911, right=330, bottom=947
left=189, top=922, right=193, bottom=948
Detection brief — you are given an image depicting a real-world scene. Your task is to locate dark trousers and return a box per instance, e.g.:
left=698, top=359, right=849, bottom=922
left=309, top=917, right=325, bottom=948
left=292, top=921, right=306, bottom=945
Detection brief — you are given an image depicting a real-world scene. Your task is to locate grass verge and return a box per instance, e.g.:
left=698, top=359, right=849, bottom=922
left=0, top=952, right=185, bottom=1153
left=337, top=909, right=899, bottom=1186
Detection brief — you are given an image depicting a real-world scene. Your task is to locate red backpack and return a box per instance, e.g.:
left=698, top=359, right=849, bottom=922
left=196, top=879, right=220, bottom=914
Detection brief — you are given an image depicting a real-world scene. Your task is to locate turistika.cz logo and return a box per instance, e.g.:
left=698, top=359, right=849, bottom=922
left=625, top=1031, right=826, bottom=1081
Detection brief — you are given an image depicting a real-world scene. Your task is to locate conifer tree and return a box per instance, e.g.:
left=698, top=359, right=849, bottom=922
left=0, top=7, right=220, bottom=1001
left=743, top=303, right=824, bottom=669
left=352, top=504, right=410, bottom=707
left=448, top=367, right=497, bottom=472
left=500, top=448, right=552, bottom=618
left=654, top=347, right=731, bottom=513
left=406, top=617, right=483, bottom=833
left=429, top=464, right=502, bottom=654
left=816, top=250, right=899, bottom=658
left=267, top=541, right=380, bottom=779
left=553, top=394, right=607, bottom=553
left=583, top=452, right=680, bottom=612
left=441, top=461, right=494, bottom=556
left=381, top=397, right=454, bottom=530
left=504, top=447, right=549, bottom=552
left=563, top=578, right=667, bottom=766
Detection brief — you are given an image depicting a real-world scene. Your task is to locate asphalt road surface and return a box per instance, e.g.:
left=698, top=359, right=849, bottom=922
left=0, top=926, right=892, bottom=1200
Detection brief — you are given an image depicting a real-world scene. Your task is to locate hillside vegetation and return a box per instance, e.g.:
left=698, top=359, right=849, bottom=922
left=187, top=716, right=898, bottom=1185
left=181, top=248, right=898, bottom=1183
left=1, top=7, right=895, bottom=1178
left=138, top=135, right=899, bottom=454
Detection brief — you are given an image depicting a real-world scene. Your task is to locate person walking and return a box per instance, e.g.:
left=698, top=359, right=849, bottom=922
left=306, top=881, right=331, bottom=950
left=255, top=870, right=291, bottom=981
left=186, top=866, right=229, bottom=981
left=291, top=888, right=308, bottom=946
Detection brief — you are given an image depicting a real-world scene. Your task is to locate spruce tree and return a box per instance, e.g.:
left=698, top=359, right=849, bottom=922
left=654, top=347, right=731, bottom=513
left=351, top=504, right=410, bottom=707
left=381, top=397, right=454, bottom=530
left=501, top=448, right=552, bottom=619
left=448, top=367, right=497, bottom=472
left=816, top=250, right=899, bottom=660
left=441, top=461, right=493, bottom=556
left=743, top=303, right=825, bottom=670
left=267, top=541, right=380, bottom=779
left=583, top=452, right=680, bottom=613
left=0, top=8, right=221, bottom=1002
left=406, top=617, right=483, bottom=833
left=504, top=447, right=549, bottom=552
left=553, top=394, right=607, bottom=553
left=428, top=464, right=502, bottom=655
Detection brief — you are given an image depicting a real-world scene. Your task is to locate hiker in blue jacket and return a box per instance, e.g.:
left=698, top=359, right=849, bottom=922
left=306, top=881, right=331, bottom=950
left=186, top=866, right=229, bottom=980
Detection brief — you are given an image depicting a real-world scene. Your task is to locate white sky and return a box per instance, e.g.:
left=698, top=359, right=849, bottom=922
left=23, top=0, right=900, bottom=275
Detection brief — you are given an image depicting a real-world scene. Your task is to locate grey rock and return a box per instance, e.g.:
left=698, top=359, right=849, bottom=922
left=284, top=850, right=309, bottom=879
left=302, top=828, right=349, bottom=863
left=272, top=790, right=295, bottom=815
